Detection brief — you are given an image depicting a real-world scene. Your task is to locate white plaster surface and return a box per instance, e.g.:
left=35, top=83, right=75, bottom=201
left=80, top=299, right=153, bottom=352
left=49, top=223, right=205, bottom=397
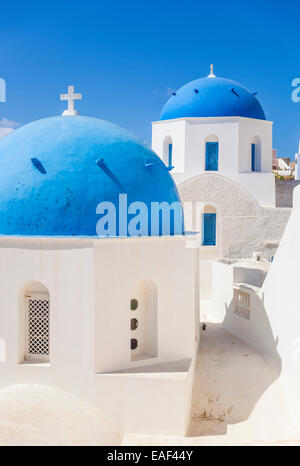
left=123, top=324, right=300, bottom=446
left=0, top=384, right=123, bottom=446
left=2, top=325, right=298, bottom=446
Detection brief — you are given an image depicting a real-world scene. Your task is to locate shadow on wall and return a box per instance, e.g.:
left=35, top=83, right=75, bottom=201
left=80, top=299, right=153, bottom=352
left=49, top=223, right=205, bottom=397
left=275, top=178, right=300, bottom=208
left=188, top=295, right=281, bottom=437
left=223, top=290, right=281, bottom=373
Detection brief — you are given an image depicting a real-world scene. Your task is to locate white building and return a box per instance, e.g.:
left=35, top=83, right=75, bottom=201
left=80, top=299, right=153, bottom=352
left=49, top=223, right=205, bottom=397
left=152, top=66, right=274, bottom=207
left=152, top=68, right=290, bottom=268
left=0, top=90, right=199, bottom=437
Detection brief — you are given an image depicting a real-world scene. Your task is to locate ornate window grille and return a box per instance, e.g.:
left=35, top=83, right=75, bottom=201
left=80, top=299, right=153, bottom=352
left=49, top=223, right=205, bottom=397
left=25, top=293, right=50, bottom=362
left=234, top=289, right=250, bottom=320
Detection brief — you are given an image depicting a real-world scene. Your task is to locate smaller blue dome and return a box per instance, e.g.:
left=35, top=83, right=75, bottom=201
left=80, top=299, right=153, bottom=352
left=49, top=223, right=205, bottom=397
left=160, top=76, right=266, bottom=121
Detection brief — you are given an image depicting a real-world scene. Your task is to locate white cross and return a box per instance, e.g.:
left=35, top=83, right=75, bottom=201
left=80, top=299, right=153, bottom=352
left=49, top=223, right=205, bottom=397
left=60, top=85, right=82, bottom=116
left=208, top=64, right=216, bottom=78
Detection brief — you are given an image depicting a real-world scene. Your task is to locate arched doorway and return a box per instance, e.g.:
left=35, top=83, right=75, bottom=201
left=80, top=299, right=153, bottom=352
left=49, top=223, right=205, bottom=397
left=202, top=205, right=217, bottom=246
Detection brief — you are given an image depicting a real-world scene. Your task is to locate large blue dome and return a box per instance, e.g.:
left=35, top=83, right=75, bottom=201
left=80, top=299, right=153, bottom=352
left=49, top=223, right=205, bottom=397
left=0, top=116, right=183, bottom=236
left=160, top=76, right=266, bottom=121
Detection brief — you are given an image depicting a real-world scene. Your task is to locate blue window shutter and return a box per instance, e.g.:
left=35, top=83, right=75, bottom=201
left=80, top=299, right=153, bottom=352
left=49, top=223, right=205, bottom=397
left=251, top=143, right=256, bottom=171
left=202, top=213, right=216, bottom=246
left=168, top=144, right=173, bottom=167
left=205, top=142, right=218, bottom=171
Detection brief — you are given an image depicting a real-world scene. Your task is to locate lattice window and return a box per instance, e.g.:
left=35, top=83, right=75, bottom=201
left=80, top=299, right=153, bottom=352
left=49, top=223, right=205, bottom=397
left=25, top=293, right=50, bottom=362
left=234, top=289, right=250, bottom=320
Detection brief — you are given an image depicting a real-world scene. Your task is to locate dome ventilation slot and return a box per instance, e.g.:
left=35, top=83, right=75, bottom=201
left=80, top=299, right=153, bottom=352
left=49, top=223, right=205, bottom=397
left=31, top=158, right=46, bottom=174
left=231, top=88, right=240, bottom=98
left=96, top=158, right=105, bottom=168
left=145, top=162, right=154, bottom=170
left=96, top=159, right=125, bottom=192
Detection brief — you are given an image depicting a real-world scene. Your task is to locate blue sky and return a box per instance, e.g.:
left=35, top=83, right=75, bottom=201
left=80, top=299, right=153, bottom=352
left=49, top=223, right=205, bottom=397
left=0, top=0, right=299, bottom=157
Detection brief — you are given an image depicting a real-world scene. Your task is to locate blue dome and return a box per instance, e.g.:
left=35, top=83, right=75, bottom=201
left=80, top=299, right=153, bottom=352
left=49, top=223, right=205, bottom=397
left=0, top=116, right=183, bottom=236
left=160, top=76, right=266, bottom=121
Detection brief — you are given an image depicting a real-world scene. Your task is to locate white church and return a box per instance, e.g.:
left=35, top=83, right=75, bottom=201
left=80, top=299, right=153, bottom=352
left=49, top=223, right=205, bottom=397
left=0, top=69, right=299, bottom=446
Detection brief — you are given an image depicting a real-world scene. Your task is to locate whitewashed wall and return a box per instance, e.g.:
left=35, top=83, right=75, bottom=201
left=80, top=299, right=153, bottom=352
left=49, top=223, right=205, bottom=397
left=207, top=185, right=300, bottom=422
left=211, top=260, right=277, bottom=365
left=259, top=185, right=300, bottom=420
left=152, top=116, right=274, bottom=206
left=0, top=235, right=199, bottom=436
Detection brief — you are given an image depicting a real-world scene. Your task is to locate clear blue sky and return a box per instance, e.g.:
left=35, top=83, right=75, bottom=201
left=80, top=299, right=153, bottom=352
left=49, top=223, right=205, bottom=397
left=0, top=0, right=299, bottom=157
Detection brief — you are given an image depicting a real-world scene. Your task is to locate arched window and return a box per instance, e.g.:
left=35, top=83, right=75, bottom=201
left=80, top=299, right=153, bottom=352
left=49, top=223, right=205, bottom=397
left=202, top=205, right=217, bottom=246
left=205, top=136, right=219, bottom=171
left=131, top=318, right=138, bottom=330
left=131, top=339, right=138, bottom=350
left=251, top=137, right=261, bottom=172
left=19, top=281, right=50, bottom=363
left=130, top=279, right=157, bottom=361
left=163, top=136, right=173, bottom=168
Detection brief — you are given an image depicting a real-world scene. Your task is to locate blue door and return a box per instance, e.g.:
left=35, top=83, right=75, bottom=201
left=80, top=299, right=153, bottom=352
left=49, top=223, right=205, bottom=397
left=203, top=213, right=216, bottom=246
left=205, top=142, right=219, bottom=171
left=168, top=143, right=173, bottom=167
left=251, top=143, right=256, bottom=171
